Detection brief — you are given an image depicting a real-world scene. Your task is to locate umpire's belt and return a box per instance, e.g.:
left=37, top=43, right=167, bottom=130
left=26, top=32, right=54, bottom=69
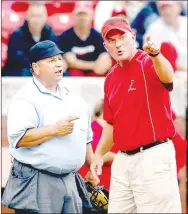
left=13, top=159, right=70, bottom=177
left=121, top=138, right=168, bottom=155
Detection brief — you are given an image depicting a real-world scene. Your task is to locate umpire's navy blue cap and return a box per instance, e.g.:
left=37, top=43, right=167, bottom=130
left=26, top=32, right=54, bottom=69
left=29, top=40, right=63, bottom=64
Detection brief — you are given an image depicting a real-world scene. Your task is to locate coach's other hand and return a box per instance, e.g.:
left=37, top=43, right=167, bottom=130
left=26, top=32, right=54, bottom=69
left=143, top=36, right=161, bottom=56
left=85, top=170, right=100, bottom=186
left=89, top=154, right=104, bottom=186
left=53, top=116, right=80, bottom=136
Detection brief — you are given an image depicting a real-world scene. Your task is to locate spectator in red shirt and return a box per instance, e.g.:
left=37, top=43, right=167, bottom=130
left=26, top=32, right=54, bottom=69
left=90, top=17, right=181, bottom=213
left=171, top=110, right=187, bottom=213
left=160, top=40, right=186, bottom=206
left=79, top=99, right=117, bottom=190
left=161, top=42, right=178, bottom=72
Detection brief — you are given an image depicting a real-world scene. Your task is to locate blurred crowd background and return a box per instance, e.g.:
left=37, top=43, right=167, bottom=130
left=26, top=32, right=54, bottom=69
left=1, top=0, right=187, bottom=77
left=1, top=0, right=187, bottom=213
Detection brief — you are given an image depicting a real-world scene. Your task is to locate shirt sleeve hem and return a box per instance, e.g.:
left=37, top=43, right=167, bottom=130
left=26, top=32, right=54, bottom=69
left=11, top=128, right=32, bottom=149
left=86, top=138, right=93, bottom=144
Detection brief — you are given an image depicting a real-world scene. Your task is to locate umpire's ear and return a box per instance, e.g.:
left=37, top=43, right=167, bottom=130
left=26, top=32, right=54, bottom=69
left=32, top=62, right=40, bottom=75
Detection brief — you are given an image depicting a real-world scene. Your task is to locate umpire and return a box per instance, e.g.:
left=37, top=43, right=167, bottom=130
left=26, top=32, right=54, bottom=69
left=2, top=40, right=98, bottom=214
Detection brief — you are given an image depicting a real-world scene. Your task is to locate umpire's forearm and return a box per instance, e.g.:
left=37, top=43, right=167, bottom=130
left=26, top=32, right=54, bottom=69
left=151, top=53, right=174, bottom=83
left=17, top=125, right=56, bottom=148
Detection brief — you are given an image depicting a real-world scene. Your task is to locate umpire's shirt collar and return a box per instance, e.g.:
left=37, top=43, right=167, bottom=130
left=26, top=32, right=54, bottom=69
left=32, top=77, right=69, bottom=100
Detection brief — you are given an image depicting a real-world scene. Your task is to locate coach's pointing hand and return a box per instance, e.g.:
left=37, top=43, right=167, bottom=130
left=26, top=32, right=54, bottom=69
left=53, top=116, right=80, bottom=136
left=143, top=36, right=161, bottom=56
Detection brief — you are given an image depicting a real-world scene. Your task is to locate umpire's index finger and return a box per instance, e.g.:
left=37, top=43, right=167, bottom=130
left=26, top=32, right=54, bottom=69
left=68, top=116, right=80, bottom=122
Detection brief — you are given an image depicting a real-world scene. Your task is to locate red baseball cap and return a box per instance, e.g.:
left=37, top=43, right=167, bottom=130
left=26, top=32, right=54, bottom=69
left=101, top=18, right=132, bottom=39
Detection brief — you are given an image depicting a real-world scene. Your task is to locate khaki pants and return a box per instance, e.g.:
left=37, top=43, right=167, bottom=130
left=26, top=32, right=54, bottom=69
left=108, top=140, right=181, bottom=213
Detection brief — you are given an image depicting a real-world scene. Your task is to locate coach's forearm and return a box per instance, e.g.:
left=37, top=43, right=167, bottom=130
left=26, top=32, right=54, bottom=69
left=95, top=122, right=114, bottom=157
left=103, top=151, right=116, bottom=163
left=151, top=53, right=174, bottom=83
left=17, top=125, right=56, bottom=148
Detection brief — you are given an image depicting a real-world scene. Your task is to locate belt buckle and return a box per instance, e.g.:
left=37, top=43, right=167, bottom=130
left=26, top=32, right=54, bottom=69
left=140, top=146, right=144, bottom=153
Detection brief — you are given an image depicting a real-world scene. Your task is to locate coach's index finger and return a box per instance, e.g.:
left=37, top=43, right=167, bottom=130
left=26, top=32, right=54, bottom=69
left=146, top=35, right=151, bottom=43
left=67, top=116, right=80, bottom=122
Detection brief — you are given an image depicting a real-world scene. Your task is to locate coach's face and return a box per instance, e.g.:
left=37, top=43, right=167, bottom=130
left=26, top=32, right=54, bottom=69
left=32, top=54, right=64, bottom=85
left=104, top=29, right=136, bottom=62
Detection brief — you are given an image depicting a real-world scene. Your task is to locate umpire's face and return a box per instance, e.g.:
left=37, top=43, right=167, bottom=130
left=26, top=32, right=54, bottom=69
left=32, top=54, right=64, bottom=85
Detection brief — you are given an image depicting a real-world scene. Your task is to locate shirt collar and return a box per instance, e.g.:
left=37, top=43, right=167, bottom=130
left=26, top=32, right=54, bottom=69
left=33, top=77, right=62, bottom=99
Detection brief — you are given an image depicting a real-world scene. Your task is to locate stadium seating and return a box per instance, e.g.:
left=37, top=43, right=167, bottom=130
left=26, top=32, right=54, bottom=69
left=11, top=1, right=29, bottom=12
left=2, top=30, right=10, bottom=44
left=2, top=43, right=8, bottom=68
left=47, top=13, right=74, bottom=35
left=45, top=1, right=76, bottom=15
left=2, top=11, right=25, bottom=33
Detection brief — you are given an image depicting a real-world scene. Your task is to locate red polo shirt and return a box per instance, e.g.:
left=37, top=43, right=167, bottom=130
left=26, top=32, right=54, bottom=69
left=103, top=50, right=176, bottom=151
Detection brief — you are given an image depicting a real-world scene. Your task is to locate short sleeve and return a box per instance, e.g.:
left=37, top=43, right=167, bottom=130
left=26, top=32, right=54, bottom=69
left=144, top=55, right=173, bottom=92
left=86, top=108, right=93, bottom=144
left=103, top=94, right=114, bottom=124
left=7, top=99, right=39, bottom=148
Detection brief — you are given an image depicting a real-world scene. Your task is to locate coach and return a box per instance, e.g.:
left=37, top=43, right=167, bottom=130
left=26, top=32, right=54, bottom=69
left=2, top=40, right=97, bottom=214
left=90, top=17, right=182, bottom=213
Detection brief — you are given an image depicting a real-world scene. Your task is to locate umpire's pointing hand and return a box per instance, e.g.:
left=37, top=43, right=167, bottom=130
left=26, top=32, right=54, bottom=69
left=53, top=116, right=80, bottom=136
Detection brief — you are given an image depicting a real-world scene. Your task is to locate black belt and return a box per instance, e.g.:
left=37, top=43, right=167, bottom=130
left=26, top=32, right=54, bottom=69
left=121, top=139, right=168, bottom=155
left=40, top=169, right=70, bottom=177
left=13, top=159, right=69, bottom=177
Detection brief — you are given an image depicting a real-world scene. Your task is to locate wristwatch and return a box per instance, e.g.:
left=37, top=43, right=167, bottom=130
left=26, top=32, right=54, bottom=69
left=149, top=52, right=160, bottom=57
